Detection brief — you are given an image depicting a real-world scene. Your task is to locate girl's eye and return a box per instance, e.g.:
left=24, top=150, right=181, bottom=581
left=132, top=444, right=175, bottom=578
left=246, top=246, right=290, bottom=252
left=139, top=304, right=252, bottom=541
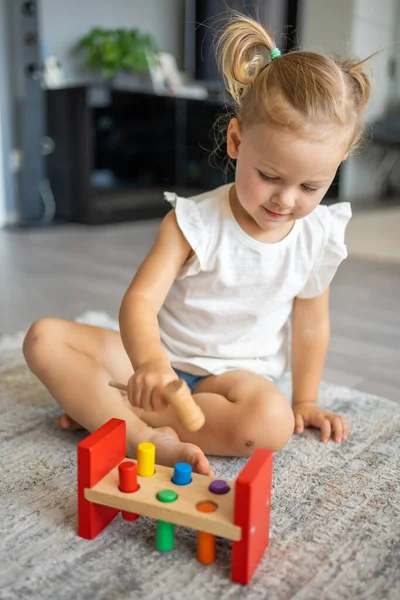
left=259, top=172, right=277, bottom=182
left=302, top=185, right=318, bottom=194
left=259, top=171, right=318, bottom=194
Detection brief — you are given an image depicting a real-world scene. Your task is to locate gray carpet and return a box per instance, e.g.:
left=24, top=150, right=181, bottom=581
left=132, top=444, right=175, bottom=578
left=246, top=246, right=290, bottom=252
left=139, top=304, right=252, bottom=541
left=1, top=312, right=399, bottom=600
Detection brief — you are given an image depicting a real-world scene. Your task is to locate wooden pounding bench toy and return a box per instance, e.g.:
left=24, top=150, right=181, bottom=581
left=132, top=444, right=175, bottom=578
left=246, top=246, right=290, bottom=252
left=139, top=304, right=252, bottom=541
left=77, top=418, right=273, bottom=585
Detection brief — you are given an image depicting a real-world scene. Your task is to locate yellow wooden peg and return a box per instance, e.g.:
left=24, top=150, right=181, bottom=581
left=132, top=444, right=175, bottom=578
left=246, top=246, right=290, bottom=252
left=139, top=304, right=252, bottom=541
left=137, top=442, right=155, bottom=477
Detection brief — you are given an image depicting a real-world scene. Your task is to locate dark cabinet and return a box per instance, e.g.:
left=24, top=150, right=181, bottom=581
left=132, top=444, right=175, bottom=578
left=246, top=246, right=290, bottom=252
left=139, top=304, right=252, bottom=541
left=46, top=86, right=231, bottom=224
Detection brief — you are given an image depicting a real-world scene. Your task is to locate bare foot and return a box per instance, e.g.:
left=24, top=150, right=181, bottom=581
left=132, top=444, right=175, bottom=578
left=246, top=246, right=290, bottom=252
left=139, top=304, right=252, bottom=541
left=145, top=426, right=214, bottom=477
left=57, top=415, right=213, bottom=477
left=57, top=413, right=85, bottom=432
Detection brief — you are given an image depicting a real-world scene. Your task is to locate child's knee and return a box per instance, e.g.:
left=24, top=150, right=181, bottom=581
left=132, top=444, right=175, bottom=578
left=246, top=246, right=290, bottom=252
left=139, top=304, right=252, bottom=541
left=235, top=393, right=294, bottom=453
left=23, top=318, right=62, bottom=369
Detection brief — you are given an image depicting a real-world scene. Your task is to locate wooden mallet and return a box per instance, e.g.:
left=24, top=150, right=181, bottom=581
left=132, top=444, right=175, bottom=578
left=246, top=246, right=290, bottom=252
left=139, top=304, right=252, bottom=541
left=108, top=379, right=205, bottom=432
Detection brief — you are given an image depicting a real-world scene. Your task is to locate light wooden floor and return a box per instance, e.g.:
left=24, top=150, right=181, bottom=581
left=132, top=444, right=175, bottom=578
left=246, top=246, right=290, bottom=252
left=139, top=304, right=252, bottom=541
left=346, top=205, right=400, bottom=263
left=1, top=219, right=399, bottom=404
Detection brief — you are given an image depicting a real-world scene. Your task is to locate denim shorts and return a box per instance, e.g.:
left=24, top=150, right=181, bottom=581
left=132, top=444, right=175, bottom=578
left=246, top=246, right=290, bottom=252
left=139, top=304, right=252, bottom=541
left=172, top=368, right=208, bottom=393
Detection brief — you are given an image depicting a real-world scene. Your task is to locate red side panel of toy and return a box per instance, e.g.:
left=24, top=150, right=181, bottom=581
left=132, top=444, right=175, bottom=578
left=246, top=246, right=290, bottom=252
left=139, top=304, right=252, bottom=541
left=77, top=418, right=126, bottom=539
left=231, top=449, right=273, bottom=584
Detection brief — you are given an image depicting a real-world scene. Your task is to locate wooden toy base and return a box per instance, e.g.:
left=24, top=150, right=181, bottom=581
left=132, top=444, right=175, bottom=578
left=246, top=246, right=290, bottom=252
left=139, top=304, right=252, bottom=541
left=85, top=460, right=241, bottom=540
left=77, top=418, right=273, bottom=585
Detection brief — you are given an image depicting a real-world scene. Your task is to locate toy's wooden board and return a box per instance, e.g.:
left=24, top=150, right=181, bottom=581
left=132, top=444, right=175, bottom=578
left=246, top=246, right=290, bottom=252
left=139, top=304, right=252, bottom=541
left=85, top=459, right=242, bottom=541
left=78, top=418, right=126, bottom=539
left=231, top=450, right=273, bottom=584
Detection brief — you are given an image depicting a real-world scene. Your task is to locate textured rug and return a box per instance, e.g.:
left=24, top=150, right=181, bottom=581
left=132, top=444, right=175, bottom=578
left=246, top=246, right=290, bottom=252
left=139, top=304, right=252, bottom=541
left=1, top=312, right=399, bottom=600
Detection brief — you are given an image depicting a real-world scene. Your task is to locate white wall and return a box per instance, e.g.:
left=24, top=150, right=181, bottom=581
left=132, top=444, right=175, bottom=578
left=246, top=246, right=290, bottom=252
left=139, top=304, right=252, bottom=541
left=353, top=0, right=398, bottom=121
left=340, top=0, right=399, bottom=200
left=300, top=0, right=399, bottom=202
left=299, top=0, right=354, bottom=56
left=39, top=0, right=184, bottom=85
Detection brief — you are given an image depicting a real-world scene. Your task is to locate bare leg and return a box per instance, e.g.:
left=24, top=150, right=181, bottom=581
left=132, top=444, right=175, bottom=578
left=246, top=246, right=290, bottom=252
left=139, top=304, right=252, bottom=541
left=23, top=318, right=212, bottom=475
left=132, top=371, right=295, bottom=456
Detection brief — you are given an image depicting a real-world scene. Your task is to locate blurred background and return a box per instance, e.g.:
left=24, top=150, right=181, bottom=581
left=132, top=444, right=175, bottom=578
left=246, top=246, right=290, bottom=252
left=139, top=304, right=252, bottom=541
left=0, top=0, right=399, bottom=229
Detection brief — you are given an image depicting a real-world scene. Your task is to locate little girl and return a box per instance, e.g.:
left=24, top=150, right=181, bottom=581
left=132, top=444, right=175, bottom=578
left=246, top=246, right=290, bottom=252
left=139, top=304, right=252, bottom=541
left=23, top=15, right=371, bottom=476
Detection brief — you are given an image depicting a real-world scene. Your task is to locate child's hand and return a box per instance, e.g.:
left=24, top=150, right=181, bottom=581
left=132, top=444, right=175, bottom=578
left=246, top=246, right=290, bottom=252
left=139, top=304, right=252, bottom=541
left=293, top=402, right=349, bottom=443
left=127, top=362, right=178, bottom=412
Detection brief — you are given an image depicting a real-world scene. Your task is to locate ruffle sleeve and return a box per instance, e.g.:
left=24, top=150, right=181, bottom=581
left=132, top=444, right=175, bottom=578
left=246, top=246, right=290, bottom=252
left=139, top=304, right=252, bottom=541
left=164, top=191, right=208, bottom=276
left=297, top=202, right=352, bottom=299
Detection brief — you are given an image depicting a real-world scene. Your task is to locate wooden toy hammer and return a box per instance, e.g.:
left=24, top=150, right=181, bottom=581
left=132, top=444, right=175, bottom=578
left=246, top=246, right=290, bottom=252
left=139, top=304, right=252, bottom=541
left=108, top=379, right=205, bottom=432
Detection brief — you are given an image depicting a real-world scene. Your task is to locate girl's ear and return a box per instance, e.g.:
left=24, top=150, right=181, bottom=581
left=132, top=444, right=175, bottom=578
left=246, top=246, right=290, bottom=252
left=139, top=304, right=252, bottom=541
left=227, top=118, right=242, bottom=159
left=342, top=151, right=349, bottom=161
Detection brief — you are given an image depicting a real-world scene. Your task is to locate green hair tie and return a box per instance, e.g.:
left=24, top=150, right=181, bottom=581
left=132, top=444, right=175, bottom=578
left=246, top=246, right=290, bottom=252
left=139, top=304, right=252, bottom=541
left=269, top=48, right=281, bottom=60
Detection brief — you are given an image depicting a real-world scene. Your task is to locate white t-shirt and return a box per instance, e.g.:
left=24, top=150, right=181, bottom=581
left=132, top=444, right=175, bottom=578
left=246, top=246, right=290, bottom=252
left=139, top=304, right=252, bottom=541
left=158, top=184, right=351, bottom=380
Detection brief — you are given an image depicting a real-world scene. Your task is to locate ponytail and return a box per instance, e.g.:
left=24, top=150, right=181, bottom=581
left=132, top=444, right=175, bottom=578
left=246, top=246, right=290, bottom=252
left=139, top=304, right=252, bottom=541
left=217, top=13, right=277, bottom=105
left=215, top=13, right=373, bottom=151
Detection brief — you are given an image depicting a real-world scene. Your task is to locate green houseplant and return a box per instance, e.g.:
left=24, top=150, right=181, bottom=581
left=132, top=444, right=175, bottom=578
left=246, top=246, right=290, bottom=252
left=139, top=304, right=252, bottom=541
left=76, top=27, right=158, bottom=78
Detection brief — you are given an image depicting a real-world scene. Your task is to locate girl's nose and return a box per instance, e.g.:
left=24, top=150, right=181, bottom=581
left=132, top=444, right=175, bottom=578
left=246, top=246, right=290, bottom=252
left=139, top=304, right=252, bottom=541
left=271, top=190, right=295, bottom=210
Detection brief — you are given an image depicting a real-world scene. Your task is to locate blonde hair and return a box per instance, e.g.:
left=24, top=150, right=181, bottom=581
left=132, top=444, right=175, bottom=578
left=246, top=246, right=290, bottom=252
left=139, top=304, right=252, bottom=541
left=216, top=13, right=373, bottom=154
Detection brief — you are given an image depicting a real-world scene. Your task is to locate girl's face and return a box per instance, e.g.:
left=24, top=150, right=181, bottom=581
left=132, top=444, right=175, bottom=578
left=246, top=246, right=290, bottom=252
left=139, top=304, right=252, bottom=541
left=227, top=118, right=349, bottom=241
